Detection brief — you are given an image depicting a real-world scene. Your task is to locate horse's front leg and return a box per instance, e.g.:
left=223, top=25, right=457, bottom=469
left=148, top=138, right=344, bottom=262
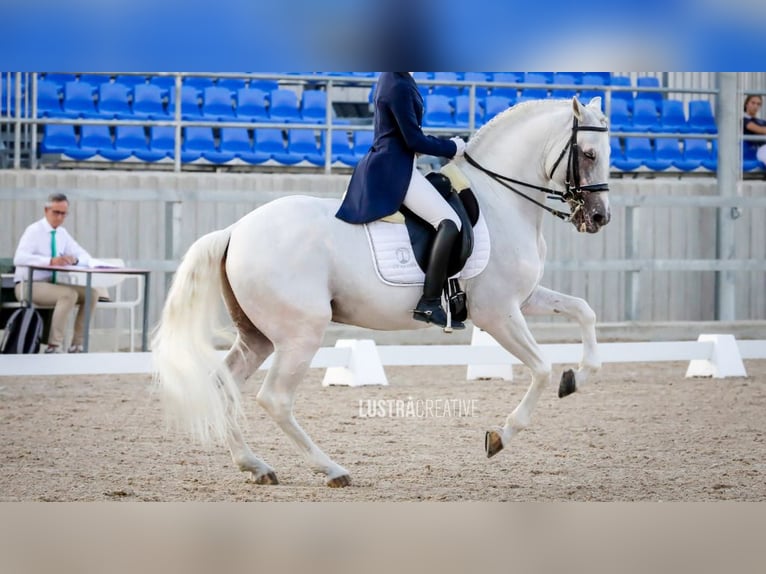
left=475, top=309, right=552, bottom=458
left=521, top=285, right=601, bottom=398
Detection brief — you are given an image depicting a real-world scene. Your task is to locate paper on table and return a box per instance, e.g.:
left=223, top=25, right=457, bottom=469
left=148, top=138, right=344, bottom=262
left=86, top=258, right=125, bottom=269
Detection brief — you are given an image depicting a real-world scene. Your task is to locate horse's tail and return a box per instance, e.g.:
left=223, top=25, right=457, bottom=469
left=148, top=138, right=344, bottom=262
left=152, top=224, right=241, bottom=444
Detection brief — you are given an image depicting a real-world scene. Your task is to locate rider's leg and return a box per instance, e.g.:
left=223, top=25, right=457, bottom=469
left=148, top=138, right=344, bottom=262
left=402, top=162, right=464, bottom=329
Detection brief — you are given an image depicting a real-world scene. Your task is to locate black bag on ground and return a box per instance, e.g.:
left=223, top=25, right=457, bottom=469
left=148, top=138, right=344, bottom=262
left=1, top=306, right=44, bottom=354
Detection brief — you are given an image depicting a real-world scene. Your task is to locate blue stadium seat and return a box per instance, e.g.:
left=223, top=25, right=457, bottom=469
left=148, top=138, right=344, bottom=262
left=250, top=79, right=280, bottom=93
left=37, top=80, right=64, bottom=117
left=521, top=72, right=550, bottom=100
left=330, top=130, right=356, bottom=166
left=583, top=72, right=612, bottom=84
left=40, top=124, right=78, bottom=155
left=645, top=137, right=682, bottom=171
left=490, top=72, right=522, bottom=99
left=235, top=88, right=269, bottom=122
left=114, top=75, right=147, bottom=88
left=131, top=84, right=169, bottom=119
left=611, top=137, right=652, bottom=171
left=301, top=90, right=327, bottom=124
left=136, top=126, right=176, bottom=162
left=41, top=73, right=76, bottom=88
left=631, top=99, right=660, bottom=132
left=609, top=98, right=631, bottom=133
left=527, top=72, right=554, bottom=83
left=454, top=94, right=482, bottom=128
left=352, top=130, right=374, bottom=161
left=61, top=81, right=99, bottom=118
left=432, top=72, right=460, bottom=98
left=609, top=137, right=624, bottom=166
left=679, top=138, right=715, bottom=171
left=254, top=128, right=294, bottom=164
left=462, top=72, right=490, bottom=99
left=67, top=124, right=113, bottom=161
left=687, top=100, right=717, bottom=134
left=412, top=72, right=432, bottom=87
left=182, top=126, right=216, bottom=163
left=217, top=78, right=247, bottom=93
left=269, top=89, right=301, bottom=123
left=216, top=127, right=254, bottom=163
left=201, top=86, right=236, bottom=121
left=149, top=75, right=177, bottom=95
left=483, top=96, right=512, bottom=122
left=422, top=94, right=454, bottom=127
left=551, top=73, right=578, bottom=99
left=168, top=86, right=203, bottom=120
left=610, top=75, right=634, bottom=112
left=183, top=76, right=215, bottom=91
left=656, top=99, right=689, bottom=133
left=79, top=74, right=113, bottom=89
left=286, top=129, right=324, bottom=166
left=101, top=125, right=149, bottom=162
left=636, top=76, right=663, bottom=104
left=97, top=82, right=132, bottom=119
left=579, top=73, right=606, bottom=104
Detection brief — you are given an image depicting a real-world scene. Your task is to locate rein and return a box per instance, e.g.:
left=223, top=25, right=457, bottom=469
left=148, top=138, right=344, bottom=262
left=464, top=116, right=609, bottom=222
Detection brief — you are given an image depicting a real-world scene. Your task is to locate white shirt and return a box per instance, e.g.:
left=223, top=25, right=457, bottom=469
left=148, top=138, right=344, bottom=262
left=13, top=218, right=92, bottom=283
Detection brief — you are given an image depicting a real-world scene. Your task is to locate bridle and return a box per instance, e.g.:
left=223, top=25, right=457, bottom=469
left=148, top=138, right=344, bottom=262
left=463, top=116, right=610, bottom=222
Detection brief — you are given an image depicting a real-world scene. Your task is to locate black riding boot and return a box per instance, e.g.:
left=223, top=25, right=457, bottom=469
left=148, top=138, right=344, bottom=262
left=413, top=219, right=465, bottom=330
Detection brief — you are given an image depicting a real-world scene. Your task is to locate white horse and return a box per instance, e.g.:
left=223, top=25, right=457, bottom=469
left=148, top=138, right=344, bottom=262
left=152, top=96, right=611, bottom=487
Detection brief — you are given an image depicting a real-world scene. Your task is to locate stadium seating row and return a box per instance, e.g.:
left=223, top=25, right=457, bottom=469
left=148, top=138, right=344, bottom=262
left=42, top=122, right=758, bottom=173
left=39, top=124, right=373, bottom=167
left=36, top=81, right=330, bottom=124
left=611, top=137, right=718, bottom=172
left=7, top=72, right=761, bottom=172
left=420, top=93, right=719, bottom=134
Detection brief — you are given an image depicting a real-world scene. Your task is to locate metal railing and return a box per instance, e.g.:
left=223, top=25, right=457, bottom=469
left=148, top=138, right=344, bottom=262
left=2, top=71, right=755, bottom=176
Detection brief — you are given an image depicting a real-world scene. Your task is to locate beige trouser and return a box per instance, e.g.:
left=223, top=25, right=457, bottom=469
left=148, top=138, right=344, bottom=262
left=15, top=282, right=99, bottom=347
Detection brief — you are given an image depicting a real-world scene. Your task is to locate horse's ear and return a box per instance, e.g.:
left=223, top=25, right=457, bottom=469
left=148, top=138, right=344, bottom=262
left=587, top=96, right=603, bottom=111
left=572, top=96, right=585, bottom=120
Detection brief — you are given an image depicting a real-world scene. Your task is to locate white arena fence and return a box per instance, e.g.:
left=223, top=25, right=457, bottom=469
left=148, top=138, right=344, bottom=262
left=0, top=328, right=763, bottom=381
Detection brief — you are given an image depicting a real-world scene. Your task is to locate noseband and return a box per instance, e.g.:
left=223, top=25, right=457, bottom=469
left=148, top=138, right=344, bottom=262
left=464, top=116, right=610, bottom=222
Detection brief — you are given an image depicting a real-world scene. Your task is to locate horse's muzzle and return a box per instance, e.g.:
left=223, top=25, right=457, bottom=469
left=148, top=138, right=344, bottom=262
left=574, top=192, right=611, bottom=233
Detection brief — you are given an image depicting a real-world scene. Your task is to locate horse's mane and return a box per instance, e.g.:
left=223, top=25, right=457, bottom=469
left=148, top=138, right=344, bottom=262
left=467, top=98, right=605, bottom=151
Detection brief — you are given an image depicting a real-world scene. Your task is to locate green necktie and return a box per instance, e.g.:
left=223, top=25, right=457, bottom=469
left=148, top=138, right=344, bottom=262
left=50, top=229, right=57, bottom=284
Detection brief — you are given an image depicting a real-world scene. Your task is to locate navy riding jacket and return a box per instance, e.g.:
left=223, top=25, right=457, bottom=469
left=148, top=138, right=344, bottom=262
left=335, top=72, right=458, bottom=224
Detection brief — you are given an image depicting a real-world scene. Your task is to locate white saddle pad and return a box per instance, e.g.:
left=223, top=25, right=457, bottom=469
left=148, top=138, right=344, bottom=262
left=364, top=215, right=490, bottom=286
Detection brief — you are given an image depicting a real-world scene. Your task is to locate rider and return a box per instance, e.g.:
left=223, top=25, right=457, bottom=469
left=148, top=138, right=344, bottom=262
left=335, top=72, right=466, bottom=329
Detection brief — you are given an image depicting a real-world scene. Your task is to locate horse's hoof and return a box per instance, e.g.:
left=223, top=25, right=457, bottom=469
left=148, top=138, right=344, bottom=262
left=326, top=474, right=351, bottom=488
left=558, top=369, right=576, bottom=398
left=485, top=429, right=504, bottom=458
left=252, top=471, right=279, bottom=485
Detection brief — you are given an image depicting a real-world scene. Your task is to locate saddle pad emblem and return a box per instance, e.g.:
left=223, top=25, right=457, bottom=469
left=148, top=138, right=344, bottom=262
left=364, top=215, right=491, bottom=286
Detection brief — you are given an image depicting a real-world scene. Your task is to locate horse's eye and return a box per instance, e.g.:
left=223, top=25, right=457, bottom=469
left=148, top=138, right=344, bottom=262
left=583, top=150, right=596, bottom=160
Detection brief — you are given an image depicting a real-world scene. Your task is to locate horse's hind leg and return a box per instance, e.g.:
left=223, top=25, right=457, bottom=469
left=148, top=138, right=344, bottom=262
left=477, top=310, right=552, bottom=458
left=222, top=332, right=278, bottom=485
left=219, top=260, right=278, bottom=484
left=521, top=286, right=601, bottom=398
left=256, top=334, right=351, bottom=488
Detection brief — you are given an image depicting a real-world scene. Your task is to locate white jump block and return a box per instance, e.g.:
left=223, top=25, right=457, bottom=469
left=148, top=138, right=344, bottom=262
left=322, top=339, right=388, bottom=387
left=685, top=334, right=748, bottom=378
left=466, top=327, right=514, bottom=381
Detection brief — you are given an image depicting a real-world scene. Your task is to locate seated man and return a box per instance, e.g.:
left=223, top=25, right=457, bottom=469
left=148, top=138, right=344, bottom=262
left=13, top=193, right=99, bottom=353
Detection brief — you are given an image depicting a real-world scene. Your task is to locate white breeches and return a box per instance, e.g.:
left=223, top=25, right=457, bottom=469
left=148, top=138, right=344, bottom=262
left=402, top=159, right=462, bottom=231
left=758, top=144, right=766, bottom=165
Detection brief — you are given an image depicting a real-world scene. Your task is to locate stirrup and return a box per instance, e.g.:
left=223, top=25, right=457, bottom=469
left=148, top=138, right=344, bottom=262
left=413, top=300, right=465, bottom=331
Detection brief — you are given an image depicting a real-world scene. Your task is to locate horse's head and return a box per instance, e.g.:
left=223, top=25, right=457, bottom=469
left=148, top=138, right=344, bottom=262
left=559, top=96, right=612, bottom=233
